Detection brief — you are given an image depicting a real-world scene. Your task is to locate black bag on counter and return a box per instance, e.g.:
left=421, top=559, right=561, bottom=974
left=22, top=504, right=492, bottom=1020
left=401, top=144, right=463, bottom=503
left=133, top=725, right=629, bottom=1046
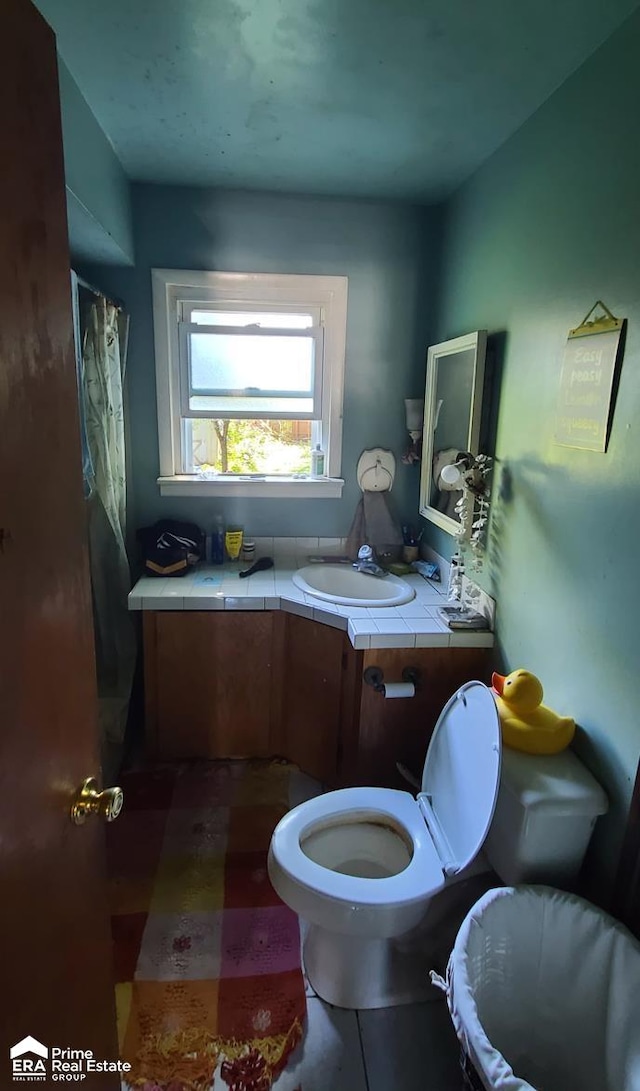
left=137, top=519, right=205, bottom=577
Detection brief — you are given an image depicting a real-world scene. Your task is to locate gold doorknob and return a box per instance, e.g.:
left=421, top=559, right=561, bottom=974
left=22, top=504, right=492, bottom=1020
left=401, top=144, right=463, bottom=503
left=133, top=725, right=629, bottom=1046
left=70, top=777, right=124, bottom=825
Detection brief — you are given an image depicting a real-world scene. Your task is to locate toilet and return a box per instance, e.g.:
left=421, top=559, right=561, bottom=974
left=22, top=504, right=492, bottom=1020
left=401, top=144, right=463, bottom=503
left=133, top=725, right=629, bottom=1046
left=268, top=681, right=608, bottom=1009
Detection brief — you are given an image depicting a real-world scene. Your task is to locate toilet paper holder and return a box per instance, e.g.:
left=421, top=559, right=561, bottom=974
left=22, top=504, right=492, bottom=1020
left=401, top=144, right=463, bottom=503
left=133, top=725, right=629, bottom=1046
left=363, top=665, right=420, bottom=694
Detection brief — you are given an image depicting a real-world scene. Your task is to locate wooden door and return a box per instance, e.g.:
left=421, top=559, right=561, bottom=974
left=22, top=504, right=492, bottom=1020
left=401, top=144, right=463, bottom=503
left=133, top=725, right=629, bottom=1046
left=281, top=614, right=345, bottom=783
left=147, top=612, right=279, bottom=759
left=0, top=1, right=119, bottom=1084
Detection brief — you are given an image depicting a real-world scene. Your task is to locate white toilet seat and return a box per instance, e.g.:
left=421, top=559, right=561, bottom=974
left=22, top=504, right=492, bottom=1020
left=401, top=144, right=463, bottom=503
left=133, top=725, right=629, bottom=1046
left=270, top=786, right=445, bottom=907
left=268, top=682, right=607, bottom=1009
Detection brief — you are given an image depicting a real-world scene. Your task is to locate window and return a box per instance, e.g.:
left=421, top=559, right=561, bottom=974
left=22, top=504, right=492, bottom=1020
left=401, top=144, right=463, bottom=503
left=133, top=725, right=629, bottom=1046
left=152, top=270, right=348, bottom=497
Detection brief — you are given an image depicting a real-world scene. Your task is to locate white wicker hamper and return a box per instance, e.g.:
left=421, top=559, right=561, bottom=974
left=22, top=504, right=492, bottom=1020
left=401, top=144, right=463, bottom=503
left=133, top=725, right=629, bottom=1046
left=432, top=885, right=640, bottom=1090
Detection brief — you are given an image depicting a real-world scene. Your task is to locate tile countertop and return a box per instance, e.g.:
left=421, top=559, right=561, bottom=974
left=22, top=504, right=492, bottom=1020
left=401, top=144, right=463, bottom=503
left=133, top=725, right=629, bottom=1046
left=128, top=541, right=494, bottom=651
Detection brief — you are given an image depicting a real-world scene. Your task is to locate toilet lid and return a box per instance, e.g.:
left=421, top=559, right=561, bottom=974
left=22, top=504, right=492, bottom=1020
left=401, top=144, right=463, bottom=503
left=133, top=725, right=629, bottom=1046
left=420, top=681, right=501, bottom=875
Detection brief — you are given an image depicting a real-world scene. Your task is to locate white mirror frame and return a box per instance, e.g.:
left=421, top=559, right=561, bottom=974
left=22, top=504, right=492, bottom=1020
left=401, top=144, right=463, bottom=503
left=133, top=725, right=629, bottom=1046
left=419, top=330, right=487, bottom=537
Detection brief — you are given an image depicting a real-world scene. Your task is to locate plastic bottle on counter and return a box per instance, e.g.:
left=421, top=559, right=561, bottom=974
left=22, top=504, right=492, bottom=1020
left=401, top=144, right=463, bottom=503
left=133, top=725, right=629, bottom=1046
left=225, top=525, right=244, bottom=562
left=311, top=443, right=326, bottom=477
left=210, top=514, right=225, bottom=564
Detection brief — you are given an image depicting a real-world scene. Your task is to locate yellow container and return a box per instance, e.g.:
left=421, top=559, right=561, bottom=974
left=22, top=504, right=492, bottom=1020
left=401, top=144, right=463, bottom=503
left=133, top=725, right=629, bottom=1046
left=225, top=527, right=243, bottom=562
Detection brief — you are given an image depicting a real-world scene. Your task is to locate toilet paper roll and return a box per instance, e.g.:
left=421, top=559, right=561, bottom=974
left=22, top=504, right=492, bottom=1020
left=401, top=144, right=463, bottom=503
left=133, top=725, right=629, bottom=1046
left=381, top=682, right=415, bottom=699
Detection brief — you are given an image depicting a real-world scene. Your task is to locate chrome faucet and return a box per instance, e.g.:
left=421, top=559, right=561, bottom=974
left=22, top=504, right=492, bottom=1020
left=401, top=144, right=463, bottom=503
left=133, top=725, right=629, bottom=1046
left=353, top=544, right=388, bottom=578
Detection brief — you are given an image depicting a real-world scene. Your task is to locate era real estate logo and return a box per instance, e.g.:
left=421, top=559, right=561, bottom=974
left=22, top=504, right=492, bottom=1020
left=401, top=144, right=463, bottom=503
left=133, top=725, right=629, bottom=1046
left=10, top=1038, right=48, bottom=1082
left=10, top=1036, right=131, bottom=1083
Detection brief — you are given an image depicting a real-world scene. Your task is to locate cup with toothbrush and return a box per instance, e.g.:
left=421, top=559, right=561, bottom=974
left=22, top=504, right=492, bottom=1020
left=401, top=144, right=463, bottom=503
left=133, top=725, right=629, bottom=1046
left=401, top=525, right=422, bottom=564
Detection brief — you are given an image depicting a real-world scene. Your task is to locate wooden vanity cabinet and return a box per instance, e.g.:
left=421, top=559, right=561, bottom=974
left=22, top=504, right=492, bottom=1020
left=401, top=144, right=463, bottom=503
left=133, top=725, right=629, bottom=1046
left=340, top=646, right=492, bottom=789
left=143, top=612, right=491, bottom=785
left=143, top=612, right=280, bottom=760
left=277, top=614, right=345, bottom=783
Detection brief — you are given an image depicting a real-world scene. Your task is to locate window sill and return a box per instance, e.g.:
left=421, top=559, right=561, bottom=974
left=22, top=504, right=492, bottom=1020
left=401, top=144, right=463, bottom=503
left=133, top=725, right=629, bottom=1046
left=157, top=475, right=345, bottom=499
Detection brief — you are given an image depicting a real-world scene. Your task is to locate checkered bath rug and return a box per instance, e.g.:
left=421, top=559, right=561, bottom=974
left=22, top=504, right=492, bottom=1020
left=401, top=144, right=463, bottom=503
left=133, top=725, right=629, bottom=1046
left=107, top=760, right=305, bottom=1091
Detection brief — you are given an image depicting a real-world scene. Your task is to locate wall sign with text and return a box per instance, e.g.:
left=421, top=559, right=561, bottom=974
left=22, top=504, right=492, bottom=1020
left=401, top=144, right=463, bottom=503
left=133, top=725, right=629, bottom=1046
left=554, top=302, right=625, bottom=452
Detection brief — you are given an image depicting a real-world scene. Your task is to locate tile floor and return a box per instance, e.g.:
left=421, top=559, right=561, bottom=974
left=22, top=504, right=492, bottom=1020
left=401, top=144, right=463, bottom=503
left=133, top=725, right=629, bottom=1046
left=273, top=770, right=465, bottom=1091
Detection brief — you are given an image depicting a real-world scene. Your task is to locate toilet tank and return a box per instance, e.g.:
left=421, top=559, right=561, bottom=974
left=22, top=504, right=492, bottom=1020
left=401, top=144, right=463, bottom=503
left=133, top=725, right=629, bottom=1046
left=483, top=746, right=608, bottom=886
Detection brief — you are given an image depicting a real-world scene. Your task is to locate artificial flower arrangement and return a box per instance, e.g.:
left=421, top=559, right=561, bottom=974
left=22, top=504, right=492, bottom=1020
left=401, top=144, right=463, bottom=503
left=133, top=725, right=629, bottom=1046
left=444, top=453, right=493, bottom=601
left=453, top=452, right=493, bottom=564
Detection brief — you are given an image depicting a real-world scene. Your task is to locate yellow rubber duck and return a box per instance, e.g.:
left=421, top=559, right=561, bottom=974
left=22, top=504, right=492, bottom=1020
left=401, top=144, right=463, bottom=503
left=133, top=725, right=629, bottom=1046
left=491, top=669, right=575, bottom=755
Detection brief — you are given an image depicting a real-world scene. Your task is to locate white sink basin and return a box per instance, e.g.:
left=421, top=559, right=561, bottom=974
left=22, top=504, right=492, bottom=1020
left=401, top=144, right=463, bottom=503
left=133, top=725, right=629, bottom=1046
left=292, top=564, right=415, bottom=607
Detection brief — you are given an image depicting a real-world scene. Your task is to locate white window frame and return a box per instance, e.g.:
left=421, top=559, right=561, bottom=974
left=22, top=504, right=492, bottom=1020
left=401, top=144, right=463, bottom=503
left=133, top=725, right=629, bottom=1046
left=152, top=269, right=347, bottom=498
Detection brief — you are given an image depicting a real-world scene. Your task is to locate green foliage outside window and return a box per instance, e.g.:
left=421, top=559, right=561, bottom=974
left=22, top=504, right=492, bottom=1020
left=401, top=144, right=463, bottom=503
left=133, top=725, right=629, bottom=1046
left=192, top=419, right=312, bottom=475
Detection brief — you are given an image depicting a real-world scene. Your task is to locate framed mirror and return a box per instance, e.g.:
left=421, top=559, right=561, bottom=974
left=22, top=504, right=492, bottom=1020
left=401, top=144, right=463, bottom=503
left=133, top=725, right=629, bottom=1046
left=419, top=330, right=487, bottom=536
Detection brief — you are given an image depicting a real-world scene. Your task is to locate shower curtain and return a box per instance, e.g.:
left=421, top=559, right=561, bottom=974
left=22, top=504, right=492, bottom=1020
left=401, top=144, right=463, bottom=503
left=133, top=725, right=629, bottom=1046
left=81, top=295, right=136, bottom=774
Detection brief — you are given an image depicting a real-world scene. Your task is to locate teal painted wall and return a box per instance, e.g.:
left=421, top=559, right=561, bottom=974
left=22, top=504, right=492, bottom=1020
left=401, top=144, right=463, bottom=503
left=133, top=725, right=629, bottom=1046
left=433, top=10, right=640, bottom=887
left=86, top=185, right=439, bottom=537
left=58, top=59, right=134, bottom=265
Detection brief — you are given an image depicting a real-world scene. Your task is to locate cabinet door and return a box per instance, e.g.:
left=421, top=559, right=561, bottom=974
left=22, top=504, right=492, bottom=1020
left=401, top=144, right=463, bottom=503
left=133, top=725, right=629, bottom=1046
left=147, top=612, right=277, bottom=759
left=281, top=614, right=345, bottom=784
left=354, top=647, right=491, bottom=787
